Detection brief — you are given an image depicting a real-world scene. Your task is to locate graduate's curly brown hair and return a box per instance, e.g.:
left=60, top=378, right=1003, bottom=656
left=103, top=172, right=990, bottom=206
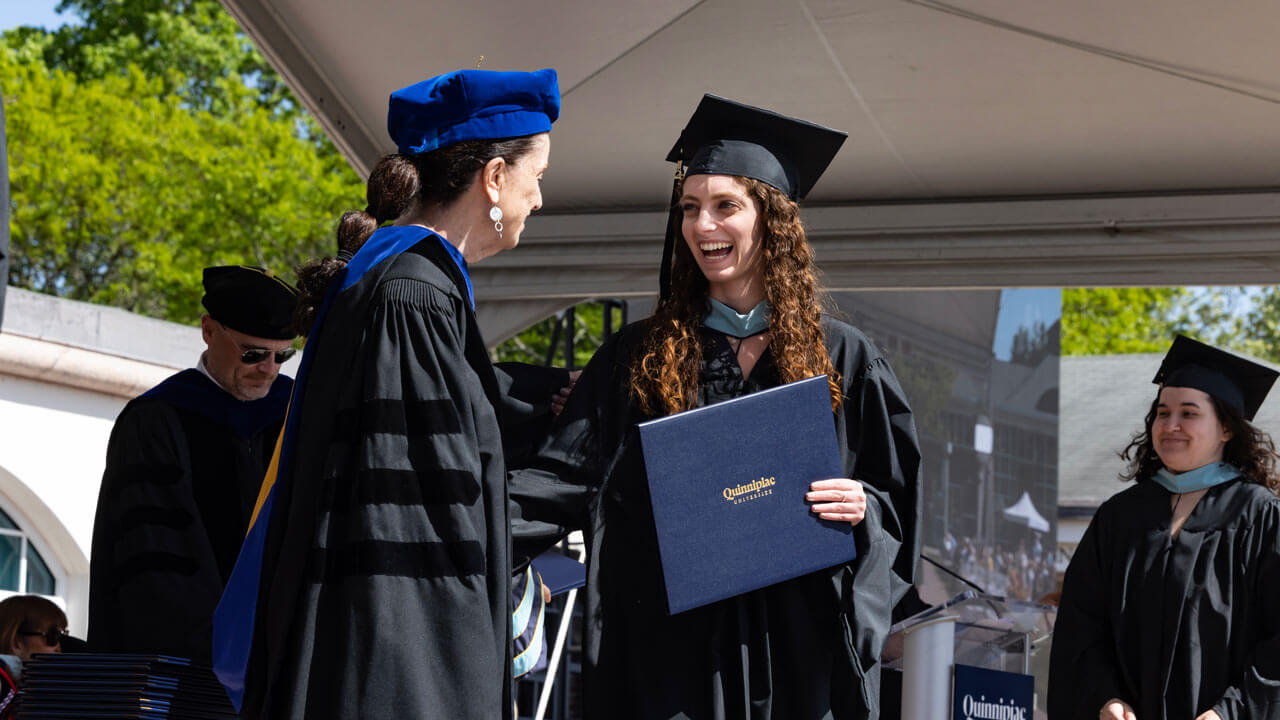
left=629, top=176, right=841, bottom=416
left=1120, top=391, right=1280, bottom=491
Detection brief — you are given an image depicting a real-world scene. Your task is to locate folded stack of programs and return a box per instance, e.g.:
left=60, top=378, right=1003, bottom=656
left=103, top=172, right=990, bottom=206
left=17, top=654, right=236, bottom=719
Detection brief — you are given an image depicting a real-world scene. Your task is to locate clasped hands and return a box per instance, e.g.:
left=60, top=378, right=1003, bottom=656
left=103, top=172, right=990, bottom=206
left=806, top=478, right=867, bottom=526
left=1102, top=699, right=1220, bottom=720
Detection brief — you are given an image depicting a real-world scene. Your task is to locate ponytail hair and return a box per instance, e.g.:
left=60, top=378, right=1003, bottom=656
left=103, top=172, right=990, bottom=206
left=293, top=134, right=542, bottom=333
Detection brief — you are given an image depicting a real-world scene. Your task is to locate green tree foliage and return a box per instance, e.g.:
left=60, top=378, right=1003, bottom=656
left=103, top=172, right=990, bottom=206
left=1061, top=288, right=1185, bottom=355
left=495, top=302, right=624, bottom=369
left=1241, top=288, right=1280, bottom=361
left=3, top=1, right=362, bottom=324
left=40, top=0, right=293, bottom=117
left=1062, top=287, right=1262, bottom=360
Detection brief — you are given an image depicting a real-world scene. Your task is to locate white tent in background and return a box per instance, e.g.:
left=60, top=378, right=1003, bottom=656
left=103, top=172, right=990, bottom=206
left=1002, top=491, right=1050, bottom=533
left=217, top=0, right=1280, bottom=345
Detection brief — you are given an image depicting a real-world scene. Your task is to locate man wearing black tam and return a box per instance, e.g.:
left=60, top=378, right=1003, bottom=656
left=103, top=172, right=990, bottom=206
left=1050, top=335, right=1280, bottom=720
left=88, top=265, right=299, bottom=664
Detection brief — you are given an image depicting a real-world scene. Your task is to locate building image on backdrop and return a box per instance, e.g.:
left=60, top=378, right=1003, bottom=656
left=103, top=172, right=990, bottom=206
left=833, top=290, right=1060, bottom=605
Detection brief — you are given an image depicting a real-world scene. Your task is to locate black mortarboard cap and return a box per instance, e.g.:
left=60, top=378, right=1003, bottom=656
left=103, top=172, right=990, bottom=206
left=1152, top=334, right=1278, bottom=420
left=659, top=95, right=847, bottom=298
left=666, top=95, right=847, bottom=200
left=201, top=265, right=300, bottom=340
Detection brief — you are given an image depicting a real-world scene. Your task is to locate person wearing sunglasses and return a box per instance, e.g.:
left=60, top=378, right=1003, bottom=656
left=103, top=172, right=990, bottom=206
left=88, top=264, right=299, bottom=667
left=0, top=595, right=69, bottom=718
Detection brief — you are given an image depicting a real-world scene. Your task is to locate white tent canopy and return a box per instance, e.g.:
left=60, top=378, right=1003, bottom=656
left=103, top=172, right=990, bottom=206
left=218, top=0, right=1280, bottom=343
left=1002, top=491, right=1051, bottom=533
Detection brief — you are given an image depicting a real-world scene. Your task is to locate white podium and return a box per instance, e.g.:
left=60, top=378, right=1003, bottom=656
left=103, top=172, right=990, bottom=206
left=882, top=592, right=1056, bottom=720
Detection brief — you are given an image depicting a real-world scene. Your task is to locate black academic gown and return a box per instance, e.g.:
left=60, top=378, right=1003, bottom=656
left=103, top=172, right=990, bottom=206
left=510, top=318, right=921, bottom=720
left=1048, top=478, right=1280, bottom=720
left=243, top=235, right=563, bottom=720
left=89, top=369, right=291, bottom=663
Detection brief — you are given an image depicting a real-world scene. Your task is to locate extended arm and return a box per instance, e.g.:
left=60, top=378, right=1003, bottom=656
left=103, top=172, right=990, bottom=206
left=507, top=337, right=626, bottom=562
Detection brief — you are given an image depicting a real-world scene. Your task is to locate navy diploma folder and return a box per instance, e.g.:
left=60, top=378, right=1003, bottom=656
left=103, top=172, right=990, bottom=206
left=531, top=551, right=587, bottom=596
left=637, top=375, right=853, bottom=614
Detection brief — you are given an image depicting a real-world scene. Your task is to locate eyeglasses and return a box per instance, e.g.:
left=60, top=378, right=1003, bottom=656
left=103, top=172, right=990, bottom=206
left=239, top=347, right=297, bottom=365
left=216, top=322, right=296, bottom=365
left=19, top=628, right=68, bottom=646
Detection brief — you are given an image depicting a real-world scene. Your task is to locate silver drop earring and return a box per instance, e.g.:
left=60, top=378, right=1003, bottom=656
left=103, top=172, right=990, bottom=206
left=489, top=205, right=504, bottom=240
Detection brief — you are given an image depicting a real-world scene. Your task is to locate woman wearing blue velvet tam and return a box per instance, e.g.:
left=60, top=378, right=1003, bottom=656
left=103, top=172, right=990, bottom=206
left=1049, top=335, right=1280, bottom=720
left=210, top=68, right=560, bottom=720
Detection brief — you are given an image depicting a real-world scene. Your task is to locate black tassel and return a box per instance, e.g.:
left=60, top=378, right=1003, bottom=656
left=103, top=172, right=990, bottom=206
left=659, top=162, right=685, bottom=301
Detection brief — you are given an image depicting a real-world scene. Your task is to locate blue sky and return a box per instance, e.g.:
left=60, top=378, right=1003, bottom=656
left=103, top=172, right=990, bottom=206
left=1, top=0, right=76, bottom=32
left=993, top=288, right=1061, bottom=361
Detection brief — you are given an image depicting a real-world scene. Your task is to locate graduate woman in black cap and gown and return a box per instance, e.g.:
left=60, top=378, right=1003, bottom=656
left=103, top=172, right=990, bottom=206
left=510, top=95, right=921, bottom=719
left=210, top=68, right=563, bottom=720
left=1049, top=335, right=1280, bottom=720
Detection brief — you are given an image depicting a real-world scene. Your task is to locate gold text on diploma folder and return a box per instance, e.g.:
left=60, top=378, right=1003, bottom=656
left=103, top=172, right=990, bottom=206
left=723, top=476, right=778, bottom=504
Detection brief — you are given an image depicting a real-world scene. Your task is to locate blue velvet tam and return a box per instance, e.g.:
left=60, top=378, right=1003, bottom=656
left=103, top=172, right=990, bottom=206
left=387, top=68, right=560, bottom=155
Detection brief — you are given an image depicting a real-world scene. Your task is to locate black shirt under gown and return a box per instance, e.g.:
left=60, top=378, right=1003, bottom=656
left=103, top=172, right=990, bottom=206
left=1048, top=477, right=1280, bottom=719
left=510, top=317, right=921, bottom=719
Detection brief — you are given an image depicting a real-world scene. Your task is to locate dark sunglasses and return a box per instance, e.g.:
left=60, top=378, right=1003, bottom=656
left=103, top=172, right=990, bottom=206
left=19, top=628, right=68, bottom=646
left=216, top=322, right=296, bottom=365
left=239, top=347, right=297, bottom=365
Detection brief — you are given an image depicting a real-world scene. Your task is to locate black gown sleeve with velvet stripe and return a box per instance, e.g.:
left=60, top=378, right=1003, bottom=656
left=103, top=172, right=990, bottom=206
left=244, top=238, right=515, bottom=720
left=89, top=370, right=286, bottom=664
left=493, top=361, right=571, bottom=468
left=89, top=400, right=226, bottom=662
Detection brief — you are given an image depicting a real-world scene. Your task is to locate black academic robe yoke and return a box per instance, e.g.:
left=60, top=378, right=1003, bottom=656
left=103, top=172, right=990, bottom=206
left=510, top=318, right=921, bottom=720
left=1049, top=479, right=1280, bottom=720
left=89, top=369, right=290, bottom=663
left=245, top=237, right=557, bottom=720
